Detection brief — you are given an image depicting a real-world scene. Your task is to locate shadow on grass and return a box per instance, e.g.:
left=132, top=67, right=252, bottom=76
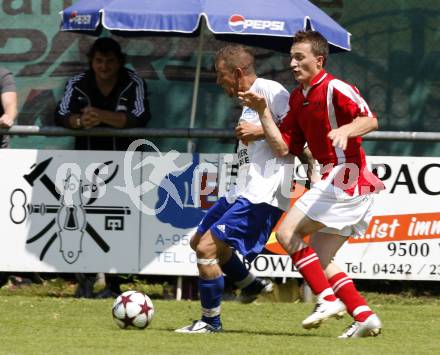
left=155, top=326, right=321, bottom=337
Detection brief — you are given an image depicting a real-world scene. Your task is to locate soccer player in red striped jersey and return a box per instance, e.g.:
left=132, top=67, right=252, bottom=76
left=239, top=30, right=384, bottom=338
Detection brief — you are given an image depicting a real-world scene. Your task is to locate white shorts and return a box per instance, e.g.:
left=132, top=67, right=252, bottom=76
left=294, top=179, right=375, bottom=238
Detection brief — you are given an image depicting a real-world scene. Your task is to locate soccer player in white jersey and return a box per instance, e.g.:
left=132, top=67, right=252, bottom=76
left=176, top=45, right=314, bottom=333
left=239, top=30, right=385, bottom=338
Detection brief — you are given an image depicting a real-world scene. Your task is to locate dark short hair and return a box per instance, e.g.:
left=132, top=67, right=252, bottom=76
left=215, top=45, right=255, bottom=75
left=292, top=30, right=329, bottom=65
left=87, top=37, right=126, bottom=65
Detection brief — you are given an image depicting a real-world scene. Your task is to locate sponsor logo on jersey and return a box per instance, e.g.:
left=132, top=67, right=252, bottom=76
left=216, top=224, right=226, bottom=233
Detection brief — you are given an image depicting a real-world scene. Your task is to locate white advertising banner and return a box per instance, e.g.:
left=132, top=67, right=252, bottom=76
left=139, top=153, right=227, bottom=275
left=254, top=156, right=440, bottom=280
left=1, top=149, right=439, bottom=280
left=334, top=156, right=440, bottom=280
left=0, top=149, right=142, bottom=273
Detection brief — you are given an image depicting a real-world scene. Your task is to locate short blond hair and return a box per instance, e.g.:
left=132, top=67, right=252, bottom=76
left=215, top=45, right=255, bottom=75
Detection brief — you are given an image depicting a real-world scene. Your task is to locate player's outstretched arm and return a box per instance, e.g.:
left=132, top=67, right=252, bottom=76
left=238, top=91, right=289, bottom=157
left=328, top=116, right=378, bottom=150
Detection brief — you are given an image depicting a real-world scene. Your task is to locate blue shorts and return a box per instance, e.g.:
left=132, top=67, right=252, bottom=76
left=197, top=197, right=283, bottom=262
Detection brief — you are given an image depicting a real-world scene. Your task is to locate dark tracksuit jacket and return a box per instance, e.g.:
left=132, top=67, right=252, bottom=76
left=55, top=68, right=151, bottom=151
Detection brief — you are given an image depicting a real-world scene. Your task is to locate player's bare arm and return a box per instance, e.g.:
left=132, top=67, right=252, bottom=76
left=235, top=121, right=264, bottom=144
left=238, top=90, right=289, bottom=157
left=328, top=116, right=378, bottom=150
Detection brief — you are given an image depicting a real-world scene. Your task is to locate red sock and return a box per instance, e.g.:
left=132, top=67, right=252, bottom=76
left=292, top=246, right=336, bottom=301
left=329, top=272, right=373, bottom=322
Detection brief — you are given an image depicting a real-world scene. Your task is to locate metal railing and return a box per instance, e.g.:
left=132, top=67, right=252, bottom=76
left=1, top=126, right=440, bottom=141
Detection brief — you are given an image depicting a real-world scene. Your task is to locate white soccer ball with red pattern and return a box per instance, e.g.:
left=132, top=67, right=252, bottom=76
left=112, top=290, right=154, bottom=329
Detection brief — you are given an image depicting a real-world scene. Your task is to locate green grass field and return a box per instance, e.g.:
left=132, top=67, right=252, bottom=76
left=1, top=283, right=439, bottom=355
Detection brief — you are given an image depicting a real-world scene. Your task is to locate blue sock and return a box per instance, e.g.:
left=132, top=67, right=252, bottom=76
left=221, top=253, right=256, bottom=289
left=199, top=276, right=224, bottom=328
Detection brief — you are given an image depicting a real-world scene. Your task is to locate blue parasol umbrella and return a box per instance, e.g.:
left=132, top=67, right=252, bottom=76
left=60, top=0, right=351, bottom=149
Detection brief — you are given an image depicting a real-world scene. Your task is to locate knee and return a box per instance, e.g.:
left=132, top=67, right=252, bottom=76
left=275, top=226, right=306, bottom=244
left=275, top=229, right=291, bottom=247
left=195, top=239, right=217, bottom=259
left=195, top=240, right=221, bottom=277
left=189, top=235, right=198, bottom=251
left=276, top=228, right=307, bottom=253
left=195, top=242, right=206, bottom=257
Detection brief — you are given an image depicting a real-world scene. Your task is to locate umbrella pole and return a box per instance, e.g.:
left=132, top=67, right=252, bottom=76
left=187, top=18, right=206, bottom=153
left=182, top=22, right=204, bottom=296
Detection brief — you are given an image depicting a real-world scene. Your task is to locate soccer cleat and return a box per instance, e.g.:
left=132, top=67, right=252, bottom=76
left=238, top=279, right=274, bottom=304
left=175, top=320, right=223, bottom=334
left=338, top=314, right=382, bottom=338
left=302, top=298, right=346, bottom=329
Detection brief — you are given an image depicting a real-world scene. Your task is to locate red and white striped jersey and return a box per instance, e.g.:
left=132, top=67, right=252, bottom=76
left=279, top=70, right=385, bottom=195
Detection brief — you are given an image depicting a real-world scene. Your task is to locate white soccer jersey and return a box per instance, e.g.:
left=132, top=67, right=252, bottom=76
left=225, top=78, right=294, bottom=211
